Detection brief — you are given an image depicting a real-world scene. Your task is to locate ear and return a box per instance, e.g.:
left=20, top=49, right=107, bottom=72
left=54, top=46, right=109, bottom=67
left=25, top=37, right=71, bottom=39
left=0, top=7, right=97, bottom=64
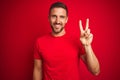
left=66, top=17, right=68, bottom=23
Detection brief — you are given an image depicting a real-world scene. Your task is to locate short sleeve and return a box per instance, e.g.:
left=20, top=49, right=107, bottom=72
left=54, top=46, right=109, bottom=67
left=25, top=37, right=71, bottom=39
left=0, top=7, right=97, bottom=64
left=77, top=39, right=86, bottom=56
left=79, top=45, right=85, bottom=55
left=34, top=39, right=42, bottom=59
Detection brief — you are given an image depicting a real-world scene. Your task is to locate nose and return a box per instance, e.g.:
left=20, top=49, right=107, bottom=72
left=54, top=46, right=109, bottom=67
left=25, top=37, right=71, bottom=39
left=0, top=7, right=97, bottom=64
left=55, top=17, right=60, bottom=24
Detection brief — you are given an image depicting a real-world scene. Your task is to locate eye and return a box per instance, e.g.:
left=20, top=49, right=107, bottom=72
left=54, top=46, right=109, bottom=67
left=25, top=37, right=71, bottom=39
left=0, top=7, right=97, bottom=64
left=51, top=15, right=56, bottom=18
left=60, top=16, right=65, bottom=19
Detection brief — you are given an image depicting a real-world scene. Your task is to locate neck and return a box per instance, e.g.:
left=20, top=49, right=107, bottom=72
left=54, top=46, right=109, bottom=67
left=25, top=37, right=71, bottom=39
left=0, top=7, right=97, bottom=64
left=52, top=29, right=66, bottom=37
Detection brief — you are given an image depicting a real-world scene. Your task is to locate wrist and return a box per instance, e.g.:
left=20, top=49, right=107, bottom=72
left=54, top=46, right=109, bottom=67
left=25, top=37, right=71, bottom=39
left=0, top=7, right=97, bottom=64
left=82, top=43, right=91, bottom=47
left=83, top=44, right=92, bottom=49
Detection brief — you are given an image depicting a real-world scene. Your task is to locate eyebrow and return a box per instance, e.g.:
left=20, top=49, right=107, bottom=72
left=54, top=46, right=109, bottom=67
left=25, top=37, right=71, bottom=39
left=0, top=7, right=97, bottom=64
left=50, top=14, right=66, bottom=17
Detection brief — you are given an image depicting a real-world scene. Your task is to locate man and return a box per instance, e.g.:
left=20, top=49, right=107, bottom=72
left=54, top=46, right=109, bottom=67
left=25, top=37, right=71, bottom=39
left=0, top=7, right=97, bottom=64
left=33, top=2, right=100, bottom=80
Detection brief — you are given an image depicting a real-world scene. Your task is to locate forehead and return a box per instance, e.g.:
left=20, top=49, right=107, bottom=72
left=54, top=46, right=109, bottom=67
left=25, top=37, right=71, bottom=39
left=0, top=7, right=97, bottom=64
left=50, top=7, right=67, bottom=16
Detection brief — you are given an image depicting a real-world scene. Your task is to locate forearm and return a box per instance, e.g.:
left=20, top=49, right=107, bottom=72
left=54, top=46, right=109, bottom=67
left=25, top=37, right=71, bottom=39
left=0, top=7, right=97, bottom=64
left=83, top=45, right=100, bottom=75
left=33, top=66, right=42, bottom=80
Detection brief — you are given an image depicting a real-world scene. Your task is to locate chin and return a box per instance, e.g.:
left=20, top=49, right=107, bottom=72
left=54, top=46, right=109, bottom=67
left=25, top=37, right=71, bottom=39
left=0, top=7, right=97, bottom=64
left=53, top=31, right=61, bottom=34
left=52, top=26, right=64, bottom=34
left=53, top=29, right=61, bottom=33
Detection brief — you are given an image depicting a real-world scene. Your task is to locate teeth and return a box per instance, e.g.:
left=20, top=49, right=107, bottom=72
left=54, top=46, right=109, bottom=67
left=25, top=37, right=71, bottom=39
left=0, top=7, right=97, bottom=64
left=55, top=25, right=60, bottom=27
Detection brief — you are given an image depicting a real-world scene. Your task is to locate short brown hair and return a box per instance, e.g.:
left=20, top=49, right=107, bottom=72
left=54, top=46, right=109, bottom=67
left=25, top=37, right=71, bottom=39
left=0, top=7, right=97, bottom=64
left=49, top=2, right=68, bottom=16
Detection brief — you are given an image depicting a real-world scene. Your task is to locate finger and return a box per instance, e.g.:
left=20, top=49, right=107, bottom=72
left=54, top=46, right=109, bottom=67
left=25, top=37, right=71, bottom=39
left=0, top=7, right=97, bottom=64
left=84, top=29, right=90, bottom=37
left=86, top=29, right=90, bottom=35
left=79, top=20, right=84, bottom=33
left=88, top=33, right=93, bottom=39
left=85, top=18, right=89, bottom=30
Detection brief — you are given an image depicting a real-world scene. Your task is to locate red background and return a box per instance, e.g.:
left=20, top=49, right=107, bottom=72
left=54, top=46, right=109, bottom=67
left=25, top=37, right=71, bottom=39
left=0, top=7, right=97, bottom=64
left=0, top=0, right=120, bottom=80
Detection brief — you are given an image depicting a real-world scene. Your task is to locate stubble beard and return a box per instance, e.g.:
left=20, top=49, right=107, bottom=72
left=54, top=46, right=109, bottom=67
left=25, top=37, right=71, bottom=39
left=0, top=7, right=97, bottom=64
left=51, top=22, right=64, bottom=34
left=51, top=26, right=64, bottom=34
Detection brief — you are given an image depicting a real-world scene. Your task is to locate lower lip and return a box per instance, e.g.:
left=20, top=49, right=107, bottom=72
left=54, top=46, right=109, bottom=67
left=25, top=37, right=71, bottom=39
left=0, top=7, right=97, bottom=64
left=54, top=25, right=61, bottom=28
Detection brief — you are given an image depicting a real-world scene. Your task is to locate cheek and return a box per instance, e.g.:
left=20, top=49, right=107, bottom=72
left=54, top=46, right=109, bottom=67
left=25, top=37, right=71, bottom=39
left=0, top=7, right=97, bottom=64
left=63, top=18, right=68, bottom=23
left=62, top=20, right=67, bottom=24
left=50, top=19, right=55, bottom=24
left=49, top=19, right=54, bottom=24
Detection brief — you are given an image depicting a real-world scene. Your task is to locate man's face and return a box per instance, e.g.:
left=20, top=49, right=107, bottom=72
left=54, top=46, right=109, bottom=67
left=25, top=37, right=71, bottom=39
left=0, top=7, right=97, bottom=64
left=49, top=8, right=68, bottom=34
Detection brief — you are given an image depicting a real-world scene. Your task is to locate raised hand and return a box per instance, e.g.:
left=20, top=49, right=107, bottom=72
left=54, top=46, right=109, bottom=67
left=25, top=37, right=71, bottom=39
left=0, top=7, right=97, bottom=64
left=79, top=18, right=93, bottom=46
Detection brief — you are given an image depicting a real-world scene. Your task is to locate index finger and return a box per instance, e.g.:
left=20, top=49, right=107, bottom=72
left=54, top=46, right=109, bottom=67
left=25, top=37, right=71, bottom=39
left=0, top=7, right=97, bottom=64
left=79, top=20, right=84, bottom=33
left=85, top=18, right=89, bottom=30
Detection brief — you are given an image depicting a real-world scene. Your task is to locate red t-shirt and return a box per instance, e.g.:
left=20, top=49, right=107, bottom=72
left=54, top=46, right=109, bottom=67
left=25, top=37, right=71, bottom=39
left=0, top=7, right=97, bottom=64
left=34, top=33, right=85, bottom=80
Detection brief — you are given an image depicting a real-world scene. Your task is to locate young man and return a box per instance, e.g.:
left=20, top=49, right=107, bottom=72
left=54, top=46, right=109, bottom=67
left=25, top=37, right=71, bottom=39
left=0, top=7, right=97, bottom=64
left=33, top=2, right=100, bottom=80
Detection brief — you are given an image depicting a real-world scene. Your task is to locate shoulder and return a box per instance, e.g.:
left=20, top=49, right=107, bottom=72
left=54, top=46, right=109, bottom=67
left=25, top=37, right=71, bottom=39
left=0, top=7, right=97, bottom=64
left=38, top=33, right=51, bottom=40
left=65, top=33, right=79, bottom=42
left=36, top=33, right=51, bottom=43
left=67, top=34, right=83, bottom=47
